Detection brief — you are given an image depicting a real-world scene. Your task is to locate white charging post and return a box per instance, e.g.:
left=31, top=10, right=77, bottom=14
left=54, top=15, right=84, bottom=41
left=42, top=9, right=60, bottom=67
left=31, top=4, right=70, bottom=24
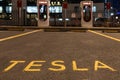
left=80, top=1, right=93, bottom=27
left=37, top=0, right=50, bottom=27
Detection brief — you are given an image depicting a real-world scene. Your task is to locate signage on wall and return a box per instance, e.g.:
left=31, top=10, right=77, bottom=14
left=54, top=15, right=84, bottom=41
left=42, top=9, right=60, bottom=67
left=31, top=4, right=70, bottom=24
left=17, top=0, right=22, bottom=8
left=50, top=1, right=62, bottom=6
left=62, top=2, right=68, bottom=9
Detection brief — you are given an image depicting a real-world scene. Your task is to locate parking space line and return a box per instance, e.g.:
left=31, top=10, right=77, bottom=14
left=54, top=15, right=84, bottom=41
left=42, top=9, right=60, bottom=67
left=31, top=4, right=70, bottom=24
left=0, top=29, right=43, bottom=42
left=88, top=30, right=120, bottom=42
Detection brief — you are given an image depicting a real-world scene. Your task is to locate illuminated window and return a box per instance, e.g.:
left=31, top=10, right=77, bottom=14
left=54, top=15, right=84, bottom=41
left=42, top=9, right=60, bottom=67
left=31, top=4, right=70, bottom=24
left=6, top=6, right=12, bottom=13
left=27, top=6, right=37, bottom=13
left=0, top=0, right=12, bottom=19
left=92, top=6, right=96, bottom=12
left=0, top=6, right=3, bottom=13
left=49, top=6, right=62, bottom=13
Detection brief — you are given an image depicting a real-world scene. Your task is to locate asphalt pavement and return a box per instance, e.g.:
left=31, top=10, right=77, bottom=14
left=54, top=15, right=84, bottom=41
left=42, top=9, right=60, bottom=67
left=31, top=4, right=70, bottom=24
left=0, top=30, right=120, bottom=80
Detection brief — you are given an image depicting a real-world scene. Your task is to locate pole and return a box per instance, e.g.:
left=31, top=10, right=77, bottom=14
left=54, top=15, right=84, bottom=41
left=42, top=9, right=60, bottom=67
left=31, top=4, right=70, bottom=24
left=18, top=8, right=19, bottom=26
left=17, top=0, right=22, bottom=26
left=18, top=7, right=22, bottom=26
left=64, top=9, right=67, bottom=27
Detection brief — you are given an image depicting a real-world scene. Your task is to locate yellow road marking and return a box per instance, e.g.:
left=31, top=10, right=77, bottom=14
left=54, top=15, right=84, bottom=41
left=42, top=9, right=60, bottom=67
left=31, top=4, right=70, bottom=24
left=0, top=29, right=43, bottom=42
left=88, top=30, right=120, bottom=42
left=3, top=60, right=117, bottom=72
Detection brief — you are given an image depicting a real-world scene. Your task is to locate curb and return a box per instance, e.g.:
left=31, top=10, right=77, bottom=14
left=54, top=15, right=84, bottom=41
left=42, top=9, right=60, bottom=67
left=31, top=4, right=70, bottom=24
left=0, top=26, right=120, bottom=33
left=0, top=26, right=25, bottom=31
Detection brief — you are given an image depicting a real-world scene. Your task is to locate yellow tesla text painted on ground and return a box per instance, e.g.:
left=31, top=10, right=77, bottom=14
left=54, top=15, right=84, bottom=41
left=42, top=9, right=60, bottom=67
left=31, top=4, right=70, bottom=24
left=3, top=60, right=117, bottom=72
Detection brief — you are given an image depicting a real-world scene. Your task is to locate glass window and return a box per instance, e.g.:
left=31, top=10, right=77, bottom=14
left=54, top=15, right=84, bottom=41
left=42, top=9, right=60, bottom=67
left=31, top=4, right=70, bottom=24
left=92, top=6, right=96, bottom=12
left=0, top=0, right=12, bottom=20
left=6, top=6, right=12, bottom=13
left=49, top=6, right=62, bottom=13
left=27, top=0, right=37, bottom=6
left=0, top=6, right=3, bottom=13
left=27, top=6, right=37, bottom=13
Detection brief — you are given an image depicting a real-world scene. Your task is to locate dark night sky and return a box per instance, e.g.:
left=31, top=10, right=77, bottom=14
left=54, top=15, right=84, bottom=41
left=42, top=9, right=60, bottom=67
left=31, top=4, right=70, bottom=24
left=67, top=0, right=120, bottom=10
left=67, top=0, right=105, bottom=3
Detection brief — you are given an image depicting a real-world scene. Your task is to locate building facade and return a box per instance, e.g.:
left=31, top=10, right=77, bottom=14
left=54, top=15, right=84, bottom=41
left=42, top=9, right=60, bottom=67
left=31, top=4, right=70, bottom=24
left=0, top=0, right=104, bottom=26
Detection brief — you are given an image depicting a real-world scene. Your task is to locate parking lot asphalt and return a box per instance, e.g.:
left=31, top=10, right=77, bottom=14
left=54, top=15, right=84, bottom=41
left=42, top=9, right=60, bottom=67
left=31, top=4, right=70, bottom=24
left=0, top=30, right=120, bottom=80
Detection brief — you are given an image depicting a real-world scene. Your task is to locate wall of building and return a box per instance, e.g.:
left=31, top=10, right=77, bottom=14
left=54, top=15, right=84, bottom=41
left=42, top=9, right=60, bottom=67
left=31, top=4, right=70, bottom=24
left=0, top=0, right=104, bottom=26
left=0, top=0, right=26, bottom=26
left=63, top=3, right=104, bottom=18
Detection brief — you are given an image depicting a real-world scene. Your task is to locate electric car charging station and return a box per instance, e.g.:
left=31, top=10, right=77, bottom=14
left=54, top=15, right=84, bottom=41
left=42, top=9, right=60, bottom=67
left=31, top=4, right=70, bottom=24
left=80, top=1, right=93, bottom=27
left=37, top=0, right=50, bottom=27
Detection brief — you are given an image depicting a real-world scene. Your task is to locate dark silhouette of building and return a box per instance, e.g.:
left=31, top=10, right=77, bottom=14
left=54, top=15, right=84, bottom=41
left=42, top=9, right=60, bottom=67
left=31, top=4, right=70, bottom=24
left=67, top=0, right=105, bottom=3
